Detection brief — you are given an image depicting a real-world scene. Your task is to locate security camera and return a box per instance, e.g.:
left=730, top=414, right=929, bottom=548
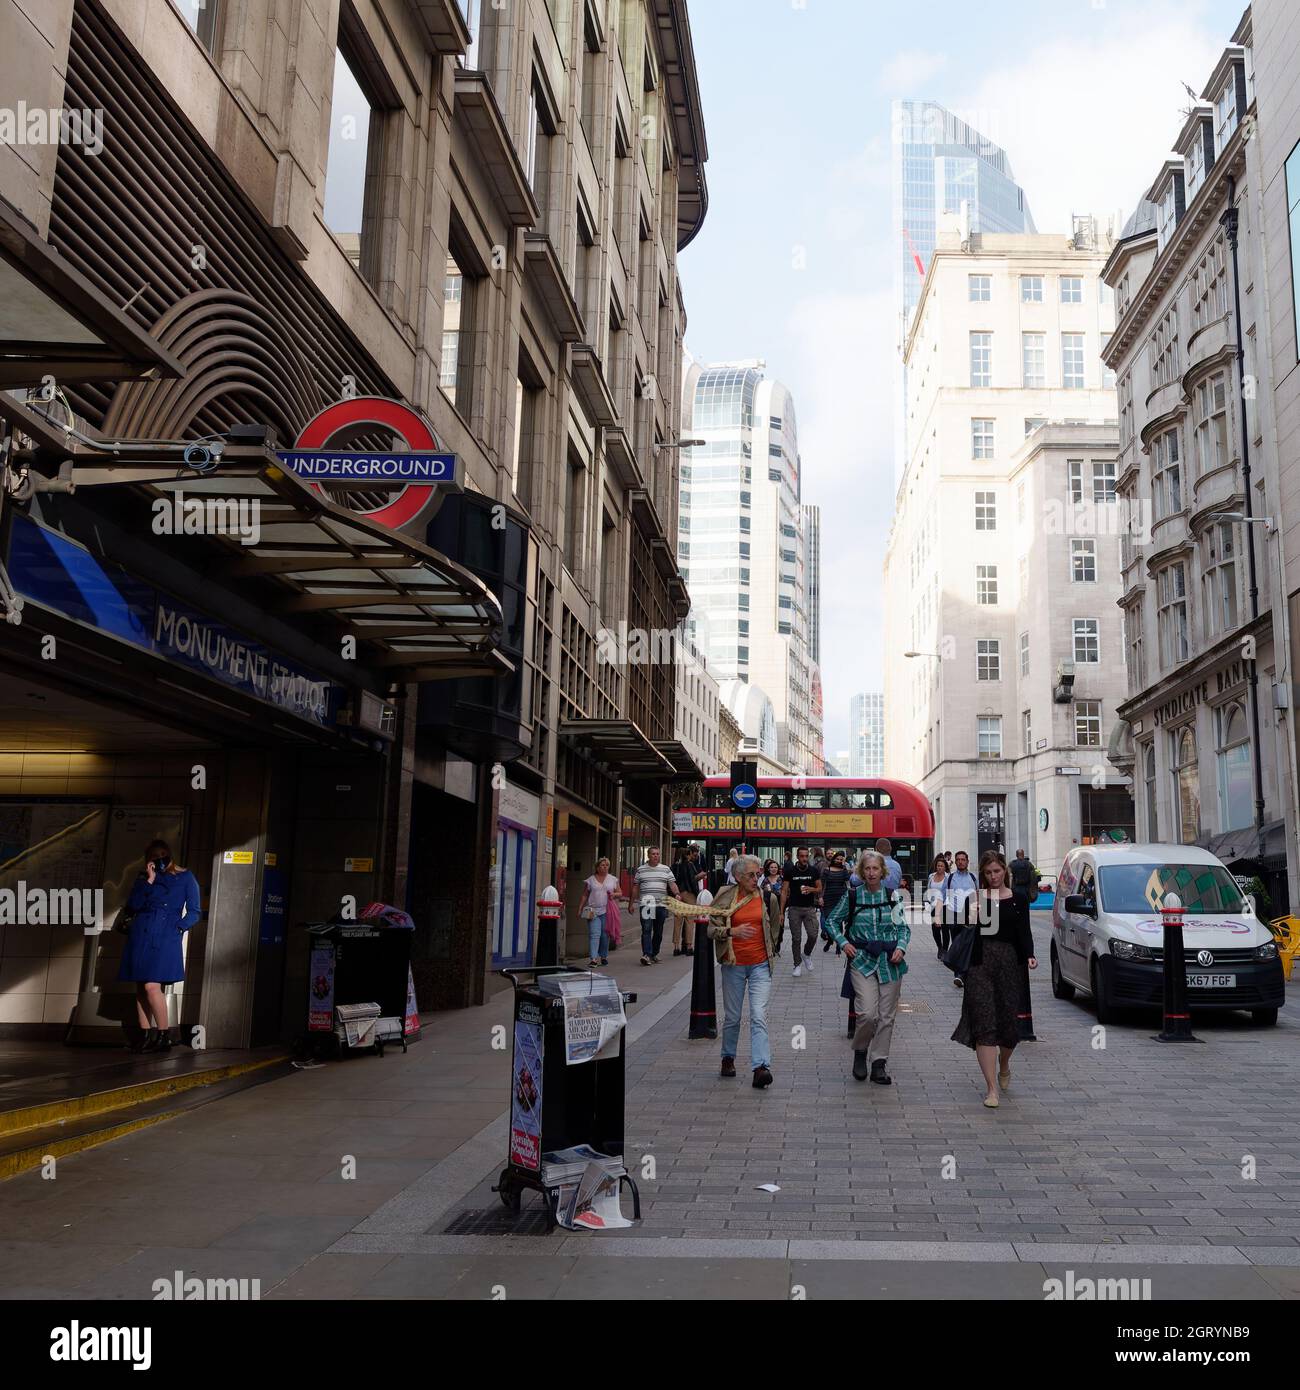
left=183, top=440, right=224, bottom=472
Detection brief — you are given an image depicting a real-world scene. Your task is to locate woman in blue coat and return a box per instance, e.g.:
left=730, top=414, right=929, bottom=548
left=118, top=839, right=201, bottom=1052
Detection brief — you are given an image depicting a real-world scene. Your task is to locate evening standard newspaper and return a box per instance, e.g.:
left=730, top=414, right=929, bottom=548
left=559, top=975, right=626, bottom=1065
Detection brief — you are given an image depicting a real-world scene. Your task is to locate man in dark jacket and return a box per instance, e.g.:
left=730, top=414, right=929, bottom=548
left=1009, top=849, right=1039, bottom=899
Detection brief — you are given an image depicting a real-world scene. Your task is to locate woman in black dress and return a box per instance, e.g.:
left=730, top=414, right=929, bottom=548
left=951, top=850, right=1037, bottom=1108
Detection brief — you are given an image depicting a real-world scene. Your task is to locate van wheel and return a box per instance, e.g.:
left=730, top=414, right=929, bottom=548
left=1051, top=943, right=1075, bottom=1000
left=1251, top=1008, right=1278, bottom=1027
left=1090, top=957, right=1116, bottom=1025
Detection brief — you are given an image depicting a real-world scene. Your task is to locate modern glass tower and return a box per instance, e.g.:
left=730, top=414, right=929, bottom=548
left=679, top=359, right=819, bottom=774
left=850, top=691, right=885, bottom=778
left=892, top=100, right=1036, bottom=482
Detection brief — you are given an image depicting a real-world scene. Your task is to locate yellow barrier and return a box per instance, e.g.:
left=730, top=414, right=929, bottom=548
left=1268, top=916, right=1300, bottom=980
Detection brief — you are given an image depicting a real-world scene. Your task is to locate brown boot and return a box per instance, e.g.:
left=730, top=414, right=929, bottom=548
left=720, top=1056, right=737, bottom=1078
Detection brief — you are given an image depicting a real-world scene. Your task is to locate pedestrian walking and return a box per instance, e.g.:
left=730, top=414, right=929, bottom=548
left=924, top=854, right=951, bottom=957
left=703, top=855, right=777, bottom=1089
left=1009, top=848, right=1040, bottom=901
left=820, top=849, right=851, bottom=954
left=760, top=859, right=784, bottom=954
left=875, top=838, right=903, bottom=892
left=723, top=847, right=741, bottom=884
left=951, top=850, right=1037, bottom=1109
left=118, top=839, right=201, bottom=1053
left=943, top=850, right=980, bottom=989
left=578, top=857, right=620, bottom=967
left=632, top=847, right=680, bottom=965
left=821, top=851, right=910, bottom=1085
left=671, top=846, right=699, bottom=956
left=780, top=846, right=823, bottom=978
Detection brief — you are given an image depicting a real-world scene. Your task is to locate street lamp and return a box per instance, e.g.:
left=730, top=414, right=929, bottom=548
left=653, top=436, right=705, bottom=457
left=904, top=650, right=942, bottom=659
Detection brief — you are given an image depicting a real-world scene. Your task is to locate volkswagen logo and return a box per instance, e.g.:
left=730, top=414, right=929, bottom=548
left=1197, top=949, right=1214, bottom=967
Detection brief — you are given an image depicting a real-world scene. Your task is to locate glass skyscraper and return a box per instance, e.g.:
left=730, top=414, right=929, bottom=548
left=892, top=100, right=1035, bottom=481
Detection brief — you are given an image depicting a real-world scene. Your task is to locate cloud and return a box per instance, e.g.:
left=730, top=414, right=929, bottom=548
left=881, top=48, right=950, bottom=92
left=959, top=8, right=1227, bottom=234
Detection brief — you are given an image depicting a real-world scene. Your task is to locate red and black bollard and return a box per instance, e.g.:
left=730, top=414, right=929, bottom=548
left=688, top=899, right=717, bottom=1039
left=1155, top=892, right=1199, bottom=1042
left=1016, top=956, right=1037, bottom=1041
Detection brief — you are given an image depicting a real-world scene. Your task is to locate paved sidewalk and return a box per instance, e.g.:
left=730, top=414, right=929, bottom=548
left=3, top=920, right=1299, bottom=1300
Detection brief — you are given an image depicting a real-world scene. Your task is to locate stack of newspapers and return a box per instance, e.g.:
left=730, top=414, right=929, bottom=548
left=540, top=1146, right=634, bottom=1230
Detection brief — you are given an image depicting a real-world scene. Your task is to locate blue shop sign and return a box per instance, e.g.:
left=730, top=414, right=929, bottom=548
left=9, top=515, right=337, bottom=728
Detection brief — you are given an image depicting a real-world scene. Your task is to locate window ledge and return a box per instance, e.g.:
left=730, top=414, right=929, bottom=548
left=412, top=0, right=472, bottom=54
left=453, top=71, right=540, bottom=227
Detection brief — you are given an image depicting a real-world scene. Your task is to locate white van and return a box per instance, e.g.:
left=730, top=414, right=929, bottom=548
left=1050, top=844, right=1284, bottom=1026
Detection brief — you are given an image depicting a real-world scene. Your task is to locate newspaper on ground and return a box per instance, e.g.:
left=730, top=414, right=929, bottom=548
left=755, top=1183, right=781, bottom=1193
left=541, top=1144, right=616, bottom=1187
left=556, top=974, right=626, bottom=1064
left=555, top=1157, right=634, bottom=1231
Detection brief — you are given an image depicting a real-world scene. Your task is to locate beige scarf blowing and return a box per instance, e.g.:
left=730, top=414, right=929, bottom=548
left=659, top=890, right=760, bottom=924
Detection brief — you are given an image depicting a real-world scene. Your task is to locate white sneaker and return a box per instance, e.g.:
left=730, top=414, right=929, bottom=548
left=793, top=964, right=803, bottom=978
left=803, top=953, right=815, bottom=974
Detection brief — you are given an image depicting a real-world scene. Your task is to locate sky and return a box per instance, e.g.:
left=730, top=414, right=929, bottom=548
left=677, top=0, right=1246, bottom=761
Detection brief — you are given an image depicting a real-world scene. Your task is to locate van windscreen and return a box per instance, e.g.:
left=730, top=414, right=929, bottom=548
left=1098, top=863, right=1246, bottom=915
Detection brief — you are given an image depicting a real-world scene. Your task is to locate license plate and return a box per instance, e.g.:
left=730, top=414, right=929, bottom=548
left=1186, top=973, right=1235, bottom=988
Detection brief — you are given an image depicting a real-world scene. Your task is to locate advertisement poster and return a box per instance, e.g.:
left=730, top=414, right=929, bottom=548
left=510, top=1016, right=544, bottom=1170
left=403, top=963, right=420, bottom=1038
left=308, top=944, right=336, bottom=1031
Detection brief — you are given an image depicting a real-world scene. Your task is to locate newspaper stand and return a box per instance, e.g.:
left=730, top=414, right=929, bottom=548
left=494, top=965, right=641, bottom=1230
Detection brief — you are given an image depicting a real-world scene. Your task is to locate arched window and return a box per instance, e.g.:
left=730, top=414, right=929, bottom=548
left=1216, top=703, right=1252, bottom=831
left=1171, top=726, right=1200, bottom=844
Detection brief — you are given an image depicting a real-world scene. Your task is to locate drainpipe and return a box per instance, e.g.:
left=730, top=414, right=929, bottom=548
left=1220, top=176, right=1268, bottom=860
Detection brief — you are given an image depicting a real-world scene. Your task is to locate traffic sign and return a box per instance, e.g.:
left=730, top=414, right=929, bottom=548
left=732, top=783, right=757, bottom=811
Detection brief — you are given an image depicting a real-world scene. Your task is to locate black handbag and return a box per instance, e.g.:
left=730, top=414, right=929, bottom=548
left=942, top=924, right=976, bottom=975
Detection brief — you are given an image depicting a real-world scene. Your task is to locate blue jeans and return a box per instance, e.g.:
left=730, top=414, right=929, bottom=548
left=587, top=913, right=608, bottom=960
left=720, top=961, right=773, bottom=1070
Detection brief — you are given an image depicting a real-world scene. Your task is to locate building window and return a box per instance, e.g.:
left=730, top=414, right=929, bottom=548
left=1125, top=604, right=1146, bottom=689
left=1073, top=618, right=1100, bottom=663
left=969, top=274, right=991, bottom=302
left=970, top=332, right=992, bottom=387
left=1022, top=332, right=1045, bottom=388
left=1060, top=275, right=1083, bottom=304
left=1071, top=538, right=1096, bottom=583
left=1019, top=630, right=1029, bottom=676
left=324, top=20, right=390, bottom=286
left=459, top=0, right=480, bottom=67
left=1286, top=140, right=1300, bottom=365
left=1016, top=481, right=1026, bottom=525
left=1200, top=521, right=1239, bottom=639
left=1214, top=75, right=1239, bottom=150
left=978, top=716, right=1003, bottom=759
left=1191, top=237, right=1229, bottom=331
left=1024, top=416, right=1047, bottom=436
left=1020, top=275, right=1043, bottom=303
left=1061, top=333, right=1085, bottom=389
left=1216, top=703, right=1252, bottom=831
left=1157, top=561, right=1190, bottom=667
left=974, top=491, right=997, bottom=530
left=1192, top=372, right=1229, bottom=476
left=971, top=418, right=995, bottom=459
left=441, top=245, right=478, bottom=408
left=1149, top=307, right=1180, bottom=387
left=1092, top=459, right=1117, bottom=503
left=1144, top=743, right=1158, bottom=838
left=1171, top=725, right=1200, bottom=844
left=1075, top=700, right=1102, bottom=747
left=1152, top=428, right=1183, bottom=518
left=512, top=350, right=544, bottom=509
left=976, top=565, right=998, bottom=605
left=1068, top=458, right=1084, bottom=504
left=1022, top=708, right=1032, bottom=755
left=565, top=449, right=587, bottom=578
left=1118, top=370, right=1134, bottom=445
left=977, top=639, right=1001, bottom=681
left=170, top=0, right=221, bottom=51
left=1100, top=333, right=1117, bottom=391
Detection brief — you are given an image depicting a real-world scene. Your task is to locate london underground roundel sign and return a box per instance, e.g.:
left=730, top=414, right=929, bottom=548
left=279, top=397, right=461, bottom=531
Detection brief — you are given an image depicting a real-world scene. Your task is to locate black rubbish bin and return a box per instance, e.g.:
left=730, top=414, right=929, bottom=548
left=493, top=965, right=641, bottom=1230
left=305, top=912, right=414, bottom=1057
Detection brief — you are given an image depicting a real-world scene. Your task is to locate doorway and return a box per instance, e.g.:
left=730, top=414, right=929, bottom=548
left=977, top=795, right=1006, bottom=859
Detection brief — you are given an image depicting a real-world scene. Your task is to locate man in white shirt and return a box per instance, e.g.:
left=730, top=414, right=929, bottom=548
left=633, top=847, right=680, bottom=965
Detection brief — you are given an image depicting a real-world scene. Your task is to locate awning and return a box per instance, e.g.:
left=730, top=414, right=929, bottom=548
left=0, top=194, right=184, bottom=388
left=651, top=739, right=705, bottom=783
left=1197, top=820, right=1288, bottom=867
left=0, top=401, right=509, bottom=682
left=560, top=718, right=675, bottom=778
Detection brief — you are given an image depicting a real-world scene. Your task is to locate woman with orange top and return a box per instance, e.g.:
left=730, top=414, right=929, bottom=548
left=705, top=854, right=778, bottom=1089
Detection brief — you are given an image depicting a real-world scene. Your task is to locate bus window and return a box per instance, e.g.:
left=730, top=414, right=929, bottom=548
left=829, top=790, right=870, bottom=809
left=758, top=789, right=787, bottom=808
left=876, top=790, right=893, bottom=809
left=790, top=789, right=828, bottom=808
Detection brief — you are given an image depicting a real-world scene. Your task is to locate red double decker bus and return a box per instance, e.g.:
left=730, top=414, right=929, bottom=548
left=673, top=777, right=936, bottom=889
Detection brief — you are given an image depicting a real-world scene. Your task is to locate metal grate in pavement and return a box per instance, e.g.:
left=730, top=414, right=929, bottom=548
left=441, top=1207, right=552, bottom=1236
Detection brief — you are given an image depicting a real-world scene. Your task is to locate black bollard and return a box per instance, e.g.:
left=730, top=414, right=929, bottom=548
left=688, top=912, right=718, bottom=1039
left=1155, top=894, right=1198, bottom=1042
left=1016, top=954, right=1037, bottom=1041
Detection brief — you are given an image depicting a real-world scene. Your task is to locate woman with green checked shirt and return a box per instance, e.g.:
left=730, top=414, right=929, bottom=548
left=821, top=850, right=910, bottom=1086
